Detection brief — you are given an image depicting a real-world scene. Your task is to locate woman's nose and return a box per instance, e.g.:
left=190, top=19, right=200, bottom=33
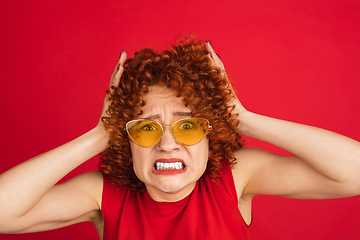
left=156, top=126, right=180, bottom=152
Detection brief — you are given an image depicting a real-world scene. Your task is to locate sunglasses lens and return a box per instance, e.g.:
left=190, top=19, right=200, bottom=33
left=126, top=120, right=162, bottom=147
left=173, top=118, right=210, bottom=145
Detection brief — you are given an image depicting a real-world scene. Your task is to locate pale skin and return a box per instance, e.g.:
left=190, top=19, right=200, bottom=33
left=1, top=42, right=360, bottom=238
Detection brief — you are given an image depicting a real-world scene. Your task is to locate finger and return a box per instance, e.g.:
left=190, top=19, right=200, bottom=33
left=109, top=50, right=127, bottom=93
left=205, top=40, right=212, bottom=51
left=205, top=41, right=213, bottom=59
left=205, top=41, right=225, bottom=70
left=216, top=53, right=222, bottom=61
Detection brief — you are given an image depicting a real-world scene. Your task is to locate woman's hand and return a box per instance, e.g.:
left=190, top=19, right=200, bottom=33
left=208, top=39, right=360, bottom=201
left=0, top=50, right=129, bottom=233
left=98, top=50, right=128, bottom=127
left=205, top=41, right=248, bottom=135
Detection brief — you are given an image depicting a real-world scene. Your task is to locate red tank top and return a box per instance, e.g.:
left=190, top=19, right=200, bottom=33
left=101, top=163, right=252, bottom=240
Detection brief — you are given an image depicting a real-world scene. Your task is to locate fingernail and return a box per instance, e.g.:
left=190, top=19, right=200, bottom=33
left=119, top=49, right=125, bottom=60
left=216, top=53, right=221, bottom=61
left=117, top=49, right=125, bottom=71
left=209, top=40, right=213, bottom=48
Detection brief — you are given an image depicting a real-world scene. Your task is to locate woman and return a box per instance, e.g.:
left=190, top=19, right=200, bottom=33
left=0, top=39, right=359, bottom=239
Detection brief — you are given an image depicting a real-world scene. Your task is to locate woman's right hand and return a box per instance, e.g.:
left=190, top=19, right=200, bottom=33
left=98, top=50, right=128, bottom=127
left=0, top=50, right=128, bottom=234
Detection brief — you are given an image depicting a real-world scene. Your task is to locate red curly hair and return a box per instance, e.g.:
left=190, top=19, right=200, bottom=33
left=100, top=38, right=244, bottom=192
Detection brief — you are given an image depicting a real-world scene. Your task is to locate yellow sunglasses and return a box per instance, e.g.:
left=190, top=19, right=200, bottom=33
left=125, top=118, right=212, bottom=147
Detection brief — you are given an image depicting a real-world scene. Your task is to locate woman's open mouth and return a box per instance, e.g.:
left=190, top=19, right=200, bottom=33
left=152, top=158, right=187, bottom=175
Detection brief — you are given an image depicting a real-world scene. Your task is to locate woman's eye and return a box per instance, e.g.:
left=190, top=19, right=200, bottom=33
left=179, top=122, right=194, bottom=130
left=141, top=124, right=157, bottom=131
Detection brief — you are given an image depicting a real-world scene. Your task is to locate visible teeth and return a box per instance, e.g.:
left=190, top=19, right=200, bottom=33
left=155, top=162, right=184, bottom=170
left=175, top=162, right=180, bottom=169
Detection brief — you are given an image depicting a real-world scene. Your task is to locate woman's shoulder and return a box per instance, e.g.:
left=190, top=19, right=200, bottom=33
left=233, top=147, right=276, bottom=172
left=232, top=147, right=262, bottom=173
left=231, top=147, right=271, bottom=197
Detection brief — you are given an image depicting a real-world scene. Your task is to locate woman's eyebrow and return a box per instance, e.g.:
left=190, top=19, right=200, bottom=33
left=145, top=112, right=191, bottom=120
left=174, top=112, right=191, bottom=117
left=146, top=114, right=160, bottom=120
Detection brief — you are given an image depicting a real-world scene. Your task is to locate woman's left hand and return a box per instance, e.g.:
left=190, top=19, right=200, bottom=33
left=205, top=41, right=248, bottom=134
left=205, top=42, right=360, bottom=202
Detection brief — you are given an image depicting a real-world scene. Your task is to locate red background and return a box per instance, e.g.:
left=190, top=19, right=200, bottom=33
left=1, top=0, right=360, bottom=239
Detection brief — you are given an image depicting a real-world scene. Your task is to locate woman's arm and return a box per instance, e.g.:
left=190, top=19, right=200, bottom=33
left=236, top=112, right=360, bottom=198
left=0, top=51, right=127, bottom=233
left=0, top=128, right=107, bottom=233
left=205, top=42, right=360, bottom=199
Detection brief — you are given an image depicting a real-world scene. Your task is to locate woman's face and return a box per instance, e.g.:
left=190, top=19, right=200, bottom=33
left=130, top=86, right=209, bottom=202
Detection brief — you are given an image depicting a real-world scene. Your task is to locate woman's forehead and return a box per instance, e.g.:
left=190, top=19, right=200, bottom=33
left=138, top=87, right=192, bottom=119
left=143, top=87, right=185, bottom=106
left=143, top=86, right=177, bottom=99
